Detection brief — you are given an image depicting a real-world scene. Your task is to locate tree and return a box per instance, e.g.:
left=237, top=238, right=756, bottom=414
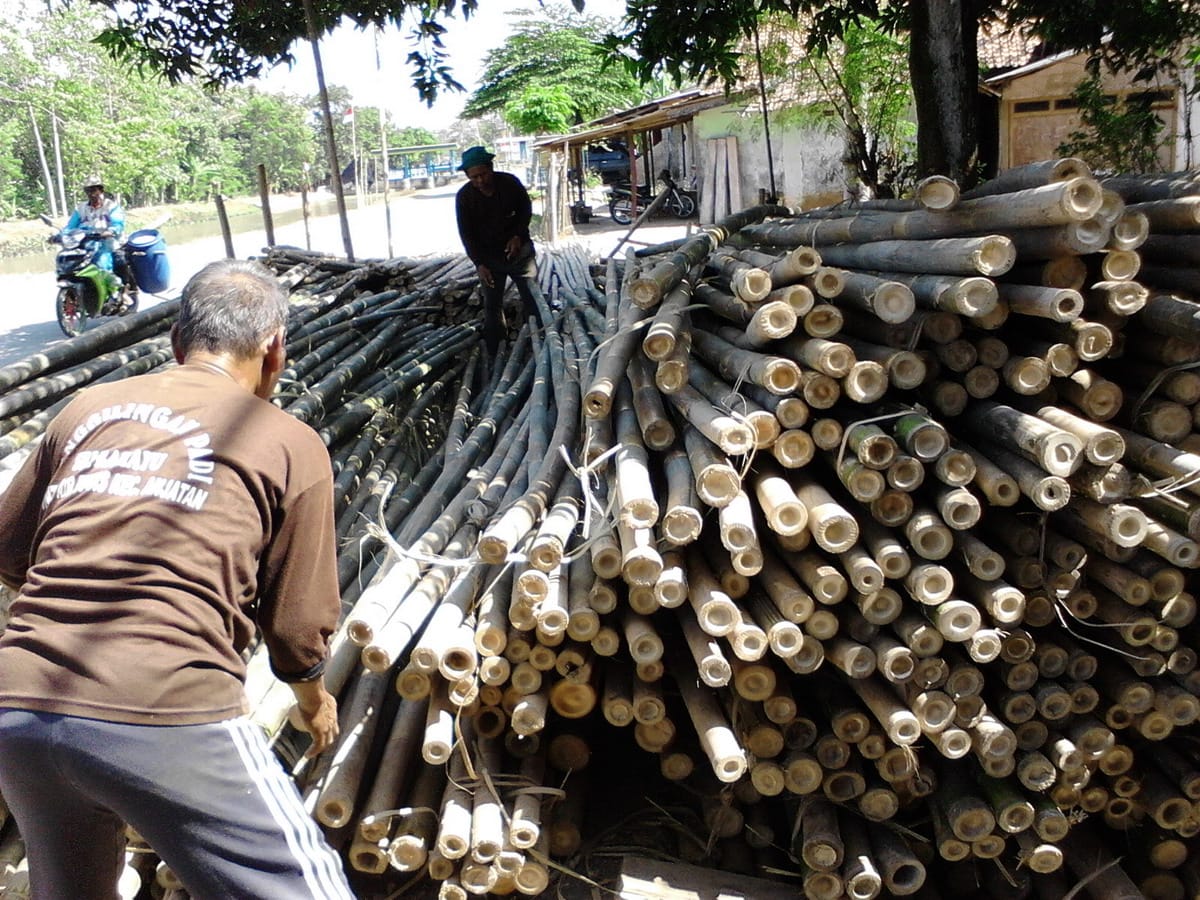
left=601, top=0, right=1200, bottom=182
left=60, top=0, right=1200, bottom=181
left=504, top=85, right=576, bottom=134
left=757, top=15, right=915, bottom=197
left=0, top=1, right=329, bottom=217
left=463, top=3, right=648, bottom=128
left=1057, top=70, right=1172, bottom=174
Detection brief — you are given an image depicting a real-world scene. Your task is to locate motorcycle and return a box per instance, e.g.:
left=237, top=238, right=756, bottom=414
left=41, top=214, right=170, bottom=337
left=41, top=214, right=136, bottom=336
left=608, top=170, right=697, bottom=225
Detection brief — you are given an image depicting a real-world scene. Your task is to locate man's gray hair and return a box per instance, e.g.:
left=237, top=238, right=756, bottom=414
left=177, top=259, right=289, bottom=358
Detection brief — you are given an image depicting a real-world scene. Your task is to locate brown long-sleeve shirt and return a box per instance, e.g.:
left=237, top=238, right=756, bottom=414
left=0, top=365, right=341, bottom=725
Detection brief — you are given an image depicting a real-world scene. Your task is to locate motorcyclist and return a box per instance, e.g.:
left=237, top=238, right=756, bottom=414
left=59, top=174, right=139, bottom=308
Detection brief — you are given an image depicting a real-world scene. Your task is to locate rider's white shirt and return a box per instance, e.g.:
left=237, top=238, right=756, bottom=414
left=73, top=198, right=119, bottom=230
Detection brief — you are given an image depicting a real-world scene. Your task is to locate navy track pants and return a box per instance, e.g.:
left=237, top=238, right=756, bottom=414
left=0, top=708, right=354, bottom=900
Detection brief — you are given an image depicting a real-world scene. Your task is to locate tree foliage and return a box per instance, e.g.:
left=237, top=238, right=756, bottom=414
left=601, top=0, right=1200, bottom=180
left=759, top=15, right=915, bottom=197
left=1057, top=70, right=1171, bottom=175
left=64, top=0, right=477, bottom=105
left=463, top=4, right=647, bottom=129
left=0, top=2, right=423, bottom=219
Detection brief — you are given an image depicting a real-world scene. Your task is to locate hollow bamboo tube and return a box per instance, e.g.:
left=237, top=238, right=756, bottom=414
left=753, top=467, right=809, bottom=536
left=1060, top=367, right=1123, bottom=421
left=904, top=507, right=953, bottom=561
left=729, top=655, right=777, bottom=700
left=467, top=738, right=506, bottom=865
left=313, top=667, right=390, bottom=828
left=612, top=382, right=659, bottom=528
left=791, top=796, right=843, bottom=872
left=681, top=425, right=741, bottom=508
left=690, top=327, right=804, bottom=396
left=510, top=688, right=549, bottom=736
left=382, top=762, right=446, bottom=872
left=842, top=336, right=928, bottom=390
left=436, top=741, right=475, bottom=861
left=601, top=661, right=634, bottom=726
left=850, top=677, right=920, bottom=746
left=358, top=696, right=430, bottom=843
left=757, top=550, right=816, bottom=623
left=616, top=521, right=662, bottom=587
left=870, top=823, right=926, bottom=896
left=676, top=673, right=748, bottom=783
left=869, top=489, right=914, bottom=529
left=590, top=624, right=620, bottom=657
left=584, top=286, right=652, bottom=419
left=981, top=444, right=1071, bottom=511
left=792, top=479, right=859, bottom=553
left=717, top=490, right=759, bottom=556
left=654, top=331, right=691, bottom=393
left=666, top=382, right=756, bottom=456
left=783, top=545, right=848, bottom=606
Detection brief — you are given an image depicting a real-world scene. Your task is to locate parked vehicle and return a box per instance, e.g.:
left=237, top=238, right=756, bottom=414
left=583, top=141, right=632, bottom=182
left=41, top=214, right=170, bottom=337
left=608, top=170, right=697, bottom=225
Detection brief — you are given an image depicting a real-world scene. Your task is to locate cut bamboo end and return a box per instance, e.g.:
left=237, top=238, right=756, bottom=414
left=916, top=175, right=960, bottom=210
left=973, top=235, right=1018, bottom=275
left=811, top=267, right=845, bottom=298
left=873, top=283, right=917, bottom=323
left=844, top=361, right=889, bottom=403
left=1061, top=175, right=1105, bottom=219
left=1100, top=248, right=1141, bottom=280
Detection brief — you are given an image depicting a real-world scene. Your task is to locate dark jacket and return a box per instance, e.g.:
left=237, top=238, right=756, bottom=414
left=455, top=171, right=534, bottom=265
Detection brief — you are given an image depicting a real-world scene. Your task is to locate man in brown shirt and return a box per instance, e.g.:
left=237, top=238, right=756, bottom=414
left=0, top=259, right=354, bottom=898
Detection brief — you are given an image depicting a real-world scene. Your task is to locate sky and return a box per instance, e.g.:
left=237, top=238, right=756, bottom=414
left=255, top=0, right=629, bottom=132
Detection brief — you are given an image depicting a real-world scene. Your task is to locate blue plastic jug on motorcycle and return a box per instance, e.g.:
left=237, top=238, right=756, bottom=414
left=46, top=174, right=140, bottom=336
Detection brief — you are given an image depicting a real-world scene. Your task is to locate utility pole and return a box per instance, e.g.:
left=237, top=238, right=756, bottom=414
left=300, top=0, right=354, bottom=260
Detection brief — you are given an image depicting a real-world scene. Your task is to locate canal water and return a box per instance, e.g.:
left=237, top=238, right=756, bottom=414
left=0, top=183, right=469, bottom=367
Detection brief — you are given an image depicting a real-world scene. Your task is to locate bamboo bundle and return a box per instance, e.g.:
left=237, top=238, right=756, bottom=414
left=8, top=180, right=1200, bottom=899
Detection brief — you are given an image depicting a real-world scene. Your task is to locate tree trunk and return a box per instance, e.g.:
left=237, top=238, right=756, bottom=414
left=908, top=0, right=977, bottom=182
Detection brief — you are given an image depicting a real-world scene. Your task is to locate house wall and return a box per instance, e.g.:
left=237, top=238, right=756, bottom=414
left=995, top=55, right=1183, bottom=171
left=692, top=105, right=844, bottom=211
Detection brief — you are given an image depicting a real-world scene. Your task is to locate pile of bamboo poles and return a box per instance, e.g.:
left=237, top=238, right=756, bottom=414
left=3, top=160, right=1200, bottom=899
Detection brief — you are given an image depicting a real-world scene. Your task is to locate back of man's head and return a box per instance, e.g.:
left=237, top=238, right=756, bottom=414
left=178, top=259, right=289, bottom=359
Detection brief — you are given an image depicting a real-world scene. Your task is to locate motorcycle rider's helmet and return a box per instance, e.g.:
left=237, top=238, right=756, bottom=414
left=82, top=174, right=104, bottom=191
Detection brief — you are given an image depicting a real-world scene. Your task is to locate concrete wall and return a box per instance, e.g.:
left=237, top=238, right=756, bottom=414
left=692, top=105, right=845, bottom=211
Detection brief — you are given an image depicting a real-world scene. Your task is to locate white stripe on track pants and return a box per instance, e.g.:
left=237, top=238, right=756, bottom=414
left=0, top=708, right=354, bottom=900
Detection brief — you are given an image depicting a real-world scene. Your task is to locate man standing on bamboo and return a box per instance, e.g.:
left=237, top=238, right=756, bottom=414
left=0, top=259, right=354, bottom=899
left=455, top=144, right=539, bottom=358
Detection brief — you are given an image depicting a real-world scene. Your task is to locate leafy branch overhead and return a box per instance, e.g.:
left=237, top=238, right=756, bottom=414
left=463, top=4, right=650, bottom=131
left=60, top=0, right=478, bottom=102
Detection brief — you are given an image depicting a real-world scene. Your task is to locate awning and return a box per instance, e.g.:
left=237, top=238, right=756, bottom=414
left=533, top=87, right=735, bottom=151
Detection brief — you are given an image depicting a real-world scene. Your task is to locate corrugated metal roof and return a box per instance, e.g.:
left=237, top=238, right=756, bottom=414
left=534, top=87, right=735, bottom=149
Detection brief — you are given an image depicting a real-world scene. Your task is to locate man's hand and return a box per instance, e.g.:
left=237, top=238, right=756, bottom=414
left=289, top=679, right=339, bottom=758
left=504, top=236, right=522, bottom=261
left=477, top=263, right=495, bottom=289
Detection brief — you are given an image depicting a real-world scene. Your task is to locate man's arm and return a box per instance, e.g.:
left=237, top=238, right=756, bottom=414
left=288, top=676, right=339, bottom=757
left=108, top=202, right=126, bottom=238
left=455, top=188, right=485, bottom=263
left=0, top=438, right=58, bottom=591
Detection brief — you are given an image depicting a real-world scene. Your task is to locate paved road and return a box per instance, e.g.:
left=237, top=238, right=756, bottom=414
left=0, top=182, right=692, bottom=369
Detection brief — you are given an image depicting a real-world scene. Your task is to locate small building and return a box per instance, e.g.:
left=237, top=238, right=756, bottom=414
left=982, top=48, right=1194, bottom=172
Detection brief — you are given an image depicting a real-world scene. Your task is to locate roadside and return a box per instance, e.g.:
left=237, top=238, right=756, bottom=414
left=0, top=192, right=320, bottom=259
left=0, top=181, right=696, bottom=262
